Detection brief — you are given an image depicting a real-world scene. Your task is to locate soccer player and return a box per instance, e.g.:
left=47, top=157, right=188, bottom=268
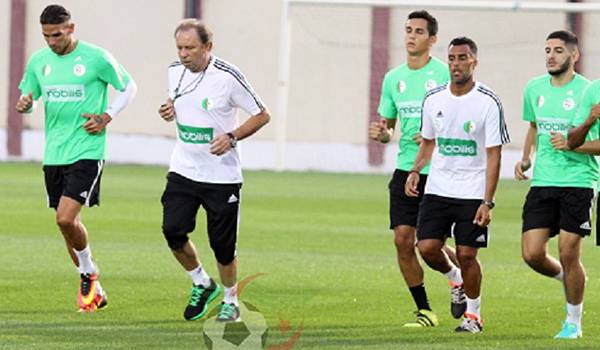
left=157, top=19, right=270, bottom=322
left=405, top=37, right=510, bottom=333
left=15, top=5, right=136, bottom=312
left=514, top=30, right=597, bottom=339
left=369, top=10, right=463, bottom=327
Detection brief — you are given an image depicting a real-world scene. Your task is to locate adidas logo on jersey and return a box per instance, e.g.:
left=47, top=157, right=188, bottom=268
left=475, top=234, right=486, bottom=243
left=228, top=194, right=238, bottom=203
left=580, top=221, right=591, bottom=230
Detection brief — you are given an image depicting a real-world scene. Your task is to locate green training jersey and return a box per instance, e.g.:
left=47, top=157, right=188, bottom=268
left=19, top=40, right=131, bottom=165
left=573, top=79, right=600, bottom=140
left=377, top=56, right=450, bottom=174
left=522, top=74, right=597, bottom=188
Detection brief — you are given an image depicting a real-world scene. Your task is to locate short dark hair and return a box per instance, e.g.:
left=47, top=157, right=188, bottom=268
left=174, top=18, right=213, bottom=45
left=449, top=36, right=478, bottom=56
left=407, top=10, right=438, bottom=36
left=40, top=4, right=71, bottom=25
left=546, top=30, right=578, bottom=48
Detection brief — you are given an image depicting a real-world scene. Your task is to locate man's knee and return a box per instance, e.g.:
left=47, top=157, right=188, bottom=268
left=522, top=247, right=546, bottom=267
left=162, top=224, right=190, bottom=251
left=417, top=240, right=442, bottom=261
left=394, top=227, right=416, bottom=255
left=56, top=214, right=76, bottom=231
left=456, top=248, right=478, bottom=267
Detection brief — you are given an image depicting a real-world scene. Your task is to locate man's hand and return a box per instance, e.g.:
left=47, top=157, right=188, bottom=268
left=514, top=159, right=531, bottom=180
left=474, top=204, right=492, bottom=227
left=404, top=171, right=420, bottom=197
left=412, top=132, right=423, bottom=145
left=589, top=103, right=600, bottom=122
left=550, top=131, right=569, bottom=150
left=210, top=133, right=233, bottom=156
left=369, top=119, right=391, bottom=143
left=82, top=113, right=111, bottom=134
left=16, top=92, right=33, bottom=113
left=158, top=98, right=176, bottom=122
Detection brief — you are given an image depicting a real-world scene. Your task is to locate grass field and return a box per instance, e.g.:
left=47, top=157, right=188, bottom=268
left=1, top=162, right=599, bottom=349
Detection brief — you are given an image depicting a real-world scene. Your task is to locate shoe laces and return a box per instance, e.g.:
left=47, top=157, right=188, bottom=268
left=219, top=303, right=237, bottom=318
left=460, top=317, right=481, bottom=331
left=189, top=285, right=205, bottom=306
left=80, top=274, right=92, bottom=295
left=451, top=285, right=465, bottom=304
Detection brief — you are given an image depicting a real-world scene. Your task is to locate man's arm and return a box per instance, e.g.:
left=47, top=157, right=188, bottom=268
left=404, top=138, right=435, bottom=197
left=209, top=108, right=271, bottom=156
left=568, top=104, right=600, bottom=149
left=474, top=145, right=502, bottom=227
left=369, top=118, right=396, bottom=143
left=514, top=122, right=536, bottom=180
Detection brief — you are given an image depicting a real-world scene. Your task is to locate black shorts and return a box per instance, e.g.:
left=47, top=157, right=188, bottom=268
left=522, top=186, right=594, bottom=237
left=417, top=194, right=488, bottom=248
left=161, top=172, right=242, bottom=265
left=389, top=169, right=427, bottom=229
left=43, top=159, right=104, bottom=209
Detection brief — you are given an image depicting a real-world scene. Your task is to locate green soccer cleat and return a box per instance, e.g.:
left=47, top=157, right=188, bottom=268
left=554, top=321, right=582, bottom=339
left=402, top=309, right=439, bottom=328
left=184, top=278, right=221, bottom=321
left=216, top=302, right=241, bottom=323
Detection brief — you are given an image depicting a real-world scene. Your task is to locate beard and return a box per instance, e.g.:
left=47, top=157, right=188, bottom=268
left=548, top=58, right=571, bottom=76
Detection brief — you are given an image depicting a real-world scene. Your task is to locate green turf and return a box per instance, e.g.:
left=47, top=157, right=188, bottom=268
left=0, top=162, right=598, bottom=349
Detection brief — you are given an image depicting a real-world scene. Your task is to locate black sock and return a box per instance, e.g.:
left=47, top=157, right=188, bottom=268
left=409, top=283, right=431, bottom=311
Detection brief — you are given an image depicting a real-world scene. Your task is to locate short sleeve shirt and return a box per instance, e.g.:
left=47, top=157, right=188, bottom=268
left=167, top=56, right=264, bottom=184
left=421, top=82, right=510, bottom=199
left=523, top=74, right=597, bottom=189
left=19, top=41, right=131, bottom=165
left=377, top=56, right=450, bottom=174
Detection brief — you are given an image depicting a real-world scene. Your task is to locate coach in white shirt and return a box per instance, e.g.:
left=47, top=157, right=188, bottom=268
left=158, top=19, right=270, bottom=323
left=405, top=37, right=510, bottom=334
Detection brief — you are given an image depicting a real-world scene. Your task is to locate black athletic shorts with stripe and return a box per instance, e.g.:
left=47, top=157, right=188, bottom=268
left=522, top=186, right=594, bottom=237
left=161, top=172, right=242, bottom=265
left=417, top=194, right=488, bottom=248
left=388, top=169, right=427, bottom=229
left=43, top=159, right=104, bottom=209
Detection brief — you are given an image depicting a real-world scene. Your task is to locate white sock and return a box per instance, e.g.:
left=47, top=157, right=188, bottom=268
left=444, top=265, right=463, bottom=285
left=566, top=302, right=582, bottom=327
left=553, top=270, right=564, bottom=282
left=73, top=246, right=96, bottom=275
left=466, top=296, right=481, bottom=319
left=223, top=284, right=238, bottom=306
left=187, top=266, right=211, bottom=287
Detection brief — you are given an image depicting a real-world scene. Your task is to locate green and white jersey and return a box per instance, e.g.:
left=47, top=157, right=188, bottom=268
left=167, top=56, right=264, bottom=184
left=421, top=82, right=510, bottom=200
left=19, top=40, right=131, bottom=165
left=377, top=56, right=450, bottom=174
left=573, top=79, right=600, bottom=140
left=523, top=74, right=597, bottom=189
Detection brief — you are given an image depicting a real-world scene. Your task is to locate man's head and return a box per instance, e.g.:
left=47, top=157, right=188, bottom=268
left=545, top=30, right=579, bottom=76
left=174, top=19, right=213, bottom=72
left=40, top=4, right=75, bottom=55
left=448, top=37, right=478, bottom=85
left=404, top=10, right=438, bottom=56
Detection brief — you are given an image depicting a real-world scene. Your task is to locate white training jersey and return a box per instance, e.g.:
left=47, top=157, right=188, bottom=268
left=167, top=56, right=263, bottom=183
left=421, top=82, right=510, bottom=199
